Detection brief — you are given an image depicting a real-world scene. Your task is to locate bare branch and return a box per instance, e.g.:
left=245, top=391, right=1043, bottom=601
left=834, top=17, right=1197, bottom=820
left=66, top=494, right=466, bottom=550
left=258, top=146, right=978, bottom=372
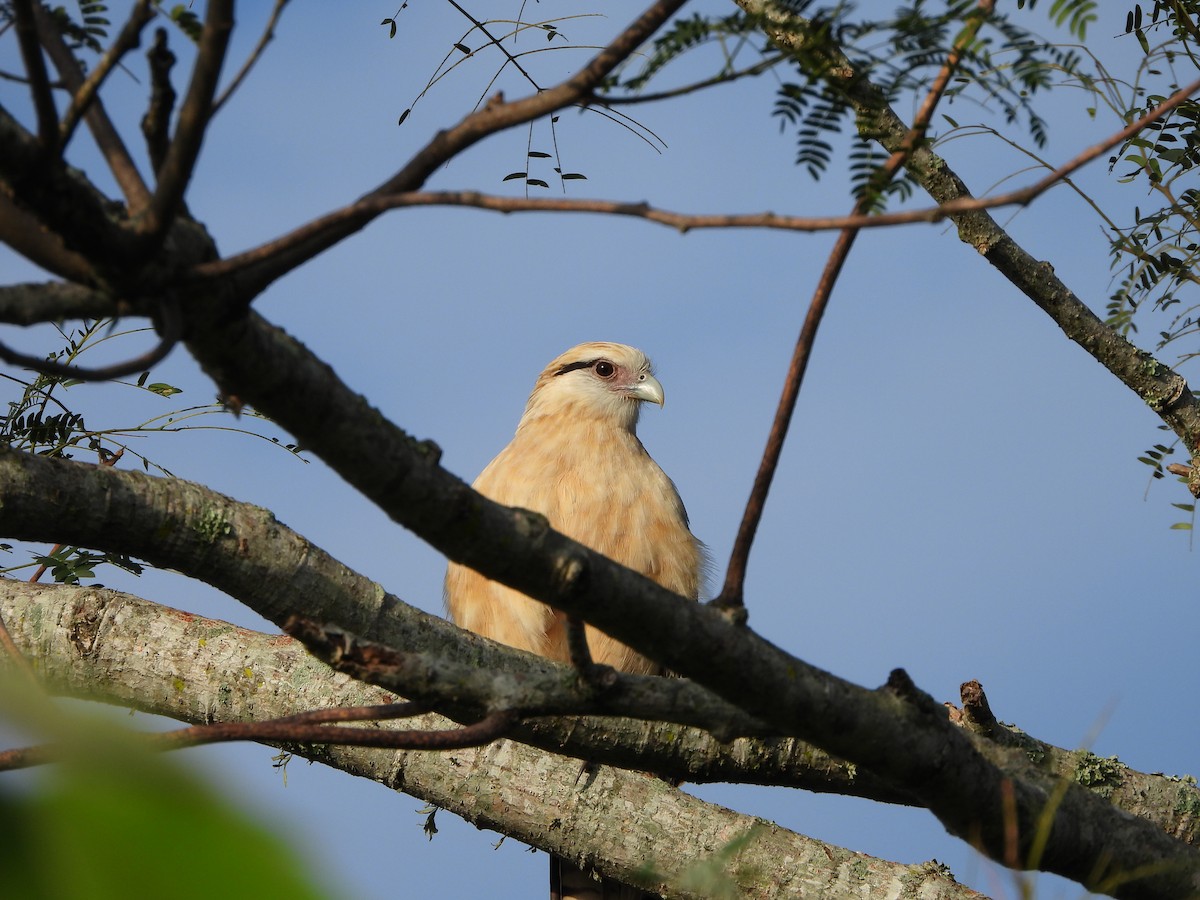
left=0, top=704, right=514, bottom=772
left=32, top=1, right=152, bottom=210
left=211, top=0, right=290, bottom=116
left=140, top=26, right=176, bottom=176
left=739, top=0, right=1200, bottom=470
left=592, top=53, right=785, bottom=105
left=185, top=0, right=690, bottom=302
left=0, top=105, right=143, bottom=268
left=716, top=0, right=995, bottom=612
left=0, top=193, right=96, bottom=283
left=190, top=76, right=1200, bottom=297
left=443, top=0, right=542, bottom=92
left=58, top=0, right=156, bottom=152
left=283, top=615, right=777, bottom=743
left=140, top=0, right=234, bottom=238
left=0, top=581, right=983, bottom=900
left=11, top=0, right=57, bottom=149
left=0, top=297, right=179, bottom=381
left=0, top=282, right=118, bottom=324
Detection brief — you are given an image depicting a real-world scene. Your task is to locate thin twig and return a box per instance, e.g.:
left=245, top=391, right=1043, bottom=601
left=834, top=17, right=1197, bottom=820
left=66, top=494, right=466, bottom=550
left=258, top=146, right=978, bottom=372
left=564, top=615, right=620, bottom=695
left=445, top=0, right=542, bottom=91
left=140, top=0, right=234, bottom=238
left=0, top=299, right=181, bottom=382
left=592, top=54, right=784, bottom=106
left=141, top=26, right=176, bottom=176
left=58, top=0, right=155, bottom=151
left=32, top=1, right=152, bottom=210
left=187, top=71, right=1200, bottom=295
left=211, top=0, right=290, bottom=115
left=11, top=0, right=58, bottom=149
left=0, top=706, right=515, bottom=772
left=714, top=0, right=995, bottom=612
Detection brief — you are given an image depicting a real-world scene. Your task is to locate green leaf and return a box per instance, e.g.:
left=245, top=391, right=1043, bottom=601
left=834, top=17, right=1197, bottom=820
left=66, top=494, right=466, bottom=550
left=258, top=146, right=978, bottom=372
left=528, top=151, right=552, bottom=158
left=0, top=700, right=328, bottom=900
left=526, top=179, right=550, bottom=189
left=503, top=172, right=527, bottom=182
left=146, top=383, right=182, bottom=398
left=398, top=108, right=411, bottom=126
left=1170, top=522, right=1193, bottom=530
left=381, top=17, right=397, bottom=39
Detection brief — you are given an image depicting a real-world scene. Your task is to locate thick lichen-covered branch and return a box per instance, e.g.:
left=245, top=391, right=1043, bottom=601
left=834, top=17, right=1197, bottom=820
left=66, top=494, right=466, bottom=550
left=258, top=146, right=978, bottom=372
left=0, top=581, right=983, bottom=900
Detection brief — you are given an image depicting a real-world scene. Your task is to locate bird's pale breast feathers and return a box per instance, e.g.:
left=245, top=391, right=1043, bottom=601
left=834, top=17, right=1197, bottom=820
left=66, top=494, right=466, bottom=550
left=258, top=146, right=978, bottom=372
left=444, top=341, right=703, bottom=676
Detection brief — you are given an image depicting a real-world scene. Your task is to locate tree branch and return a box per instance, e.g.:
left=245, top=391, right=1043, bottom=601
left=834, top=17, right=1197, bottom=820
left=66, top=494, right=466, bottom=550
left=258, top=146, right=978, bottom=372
left=0, top=296, right=179, bottom=381
left=714, top=0, right=995, bottom=613
left=139, top=0, right=233, bottom=239
left=182, top=0, right=690, bottom=302
left=188, top=78, right=1200, bottom=294
left=0, top=282, right=119, bottom=325
left=0, top=193, right=96, bottom=283
left=211, top=0, right=289, bottom=116
left=0, top=703, right=517, bottom=771
left=32, top=1, right=152, bottom=211
left=0, top=105, right=143, bottom=271
left=11, top=0, right=57, bottom=150
left=0, top=440, right=1197, bottom=895
left=0, top=581, right=985, bottom=900
left=56, top=0, right=156, bottom=160
left=737, top=0, right=1200, bottom=467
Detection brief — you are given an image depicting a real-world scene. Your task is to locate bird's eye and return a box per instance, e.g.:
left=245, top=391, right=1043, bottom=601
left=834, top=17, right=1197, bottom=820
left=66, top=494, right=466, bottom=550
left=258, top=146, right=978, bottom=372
left=594, top=360, right=616, bottom=378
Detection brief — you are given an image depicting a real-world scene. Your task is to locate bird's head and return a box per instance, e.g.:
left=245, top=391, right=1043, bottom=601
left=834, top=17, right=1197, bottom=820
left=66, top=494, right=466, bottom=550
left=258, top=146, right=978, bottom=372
left=521, top=342, right=665, bottom=432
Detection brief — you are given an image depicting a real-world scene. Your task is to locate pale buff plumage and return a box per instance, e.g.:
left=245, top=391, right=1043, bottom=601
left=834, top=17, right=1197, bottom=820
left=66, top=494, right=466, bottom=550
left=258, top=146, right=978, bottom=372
left=446, top=340, right=703, bottom=675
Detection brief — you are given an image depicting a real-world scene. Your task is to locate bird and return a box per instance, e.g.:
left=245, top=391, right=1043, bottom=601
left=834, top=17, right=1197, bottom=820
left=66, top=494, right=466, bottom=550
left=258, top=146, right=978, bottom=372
left=445, top=341, right=704, bottom=899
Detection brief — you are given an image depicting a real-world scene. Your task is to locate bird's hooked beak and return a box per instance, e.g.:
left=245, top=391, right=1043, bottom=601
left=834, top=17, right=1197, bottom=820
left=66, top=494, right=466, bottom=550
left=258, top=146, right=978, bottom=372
left=628, top=373, right=665, bottom=407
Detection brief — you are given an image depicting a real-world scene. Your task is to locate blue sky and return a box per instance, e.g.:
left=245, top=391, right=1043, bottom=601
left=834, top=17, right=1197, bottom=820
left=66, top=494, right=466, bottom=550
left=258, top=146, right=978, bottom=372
left=2, top=2, right=1197, bottom=897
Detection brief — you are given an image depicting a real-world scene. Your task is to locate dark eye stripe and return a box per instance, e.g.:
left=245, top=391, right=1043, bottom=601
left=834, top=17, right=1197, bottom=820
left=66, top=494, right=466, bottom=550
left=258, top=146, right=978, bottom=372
left=554, top=359, right=599, bottom=377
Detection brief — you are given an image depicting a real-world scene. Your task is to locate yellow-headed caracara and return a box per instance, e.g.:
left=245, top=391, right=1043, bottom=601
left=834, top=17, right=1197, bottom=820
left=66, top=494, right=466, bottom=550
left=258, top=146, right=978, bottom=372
left=445, top=342, right=704, bottom=899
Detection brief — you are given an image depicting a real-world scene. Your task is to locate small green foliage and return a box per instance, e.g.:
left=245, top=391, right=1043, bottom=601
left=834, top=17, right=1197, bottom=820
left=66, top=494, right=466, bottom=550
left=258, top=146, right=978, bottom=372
left=1174, top=780, right=1200, bottom=818
left=144, top=382, right=183, bottom=398
left=1073, top=751, right=1125, bottom=796
left=0, top=690, right=328, bottom=899
left=31, top=546, right=143, bottom=585
left=164, top=3, right=203, bottom=43
left=614, top=3, right=1082, bottom=208
left=622, top=12, right=759, bottom=93
left=1137, top=442, right=1175, bottom=479
left=45, top=2, right=109, bottom=53
left=193, top=509, right=232, bottom=544
left=418, top=804, right=440, bottom=840
left=0, top=318, right=303, bottom=584
left=673, top=825, right=764, bottom=900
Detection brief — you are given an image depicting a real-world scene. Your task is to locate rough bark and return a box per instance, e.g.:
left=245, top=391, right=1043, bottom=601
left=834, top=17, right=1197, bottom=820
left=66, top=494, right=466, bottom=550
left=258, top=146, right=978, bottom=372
left=0, top=580, right=983, bottom=900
